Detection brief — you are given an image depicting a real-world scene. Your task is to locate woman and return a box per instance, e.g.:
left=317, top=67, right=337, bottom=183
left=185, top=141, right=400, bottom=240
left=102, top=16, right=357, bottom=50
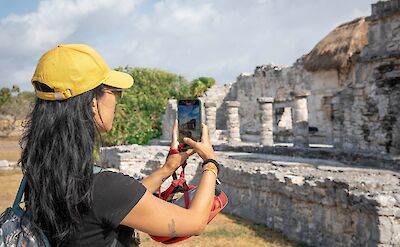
left=20, top=44, right=220, bottom=246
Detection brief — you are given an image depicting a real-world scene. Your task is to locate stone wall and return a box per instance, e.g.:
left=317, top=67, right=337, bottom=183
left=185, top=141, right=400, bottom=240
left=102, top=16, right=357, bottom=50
left=213, top=60, right=343, bottom=145
left=332, top=1, right=400, bottom=154
left=99, top=143, right=400, bottom=246
left=221, top=162, right=400, bottom=247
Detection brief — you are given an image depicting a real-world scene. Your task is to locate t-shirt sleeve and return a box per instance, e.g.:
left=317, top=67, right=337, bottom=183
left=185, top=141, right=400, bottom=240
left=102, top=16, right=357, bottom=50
left=93, top=171, right=147, bottom=229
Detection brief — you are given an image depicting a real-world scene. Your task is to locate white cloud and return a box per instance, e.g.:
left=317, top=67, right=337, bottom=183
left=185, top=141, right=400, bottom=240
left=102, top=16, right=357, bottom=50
left=0, top=0, right=139, bottom=90
left=0, top=0, right=375, bottom=91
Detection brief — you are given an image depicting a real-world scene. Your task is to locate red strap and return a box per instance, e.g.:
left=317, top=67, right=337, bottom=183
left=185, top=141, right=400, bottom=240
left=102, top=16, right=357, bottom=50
left=183, top=182, right=190, bottom=209
left=158, top=160, right=190, bottom=204
left=162, top=184, right=176, bottom=201
left=168, top=149, right=180, bottom=155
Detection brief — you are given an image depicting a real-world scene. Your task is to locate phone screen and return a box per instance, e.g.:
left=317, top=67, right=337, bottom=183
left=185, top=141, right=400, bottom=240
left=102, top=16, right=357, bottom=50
left=178, top=99, right=202, bottom=146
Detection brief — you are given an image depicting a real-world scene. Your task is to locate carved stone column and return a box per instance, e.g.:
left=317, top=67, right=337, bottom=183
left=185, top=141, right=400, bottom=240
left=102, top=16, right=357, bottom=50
left=291, top=91, right=310, bottom=148
left=257, top=97, right=274, bottom=146
left=205, top=101, right=217, bottom=141
left=162, top=99, right=177, bottom=140
left=226, top=101, right=241, bottom=144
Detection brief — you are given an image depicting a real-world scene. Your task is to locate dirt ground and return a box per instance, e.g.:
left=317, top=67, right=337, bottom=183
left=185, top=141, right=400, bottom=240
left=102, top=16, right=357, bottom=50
left=0, top=136, right=21, bottom=162
left=0, top=137, right=302, bottom=247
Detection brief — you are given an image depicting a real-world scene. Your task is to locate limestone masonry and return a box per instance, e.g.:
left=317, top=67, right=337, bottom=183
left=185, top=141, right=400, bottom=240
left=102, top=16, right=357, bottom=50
left=101, top=144, right=400, bottom=246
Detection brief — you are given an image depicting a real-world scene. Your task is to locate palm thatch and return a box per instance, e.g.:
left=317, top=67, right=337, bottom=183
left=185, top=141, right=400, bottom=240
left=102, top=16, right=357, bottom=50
left=303, top=17, right=368, bottom=72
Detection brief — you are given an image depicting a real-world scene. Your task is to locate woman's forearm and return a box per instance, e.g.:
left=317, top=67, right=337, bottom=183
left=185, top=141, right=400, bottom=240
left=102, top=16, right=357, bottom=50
left=140, top=166, right=172, bottom=193
left=188, top=166, right=216, bottom=225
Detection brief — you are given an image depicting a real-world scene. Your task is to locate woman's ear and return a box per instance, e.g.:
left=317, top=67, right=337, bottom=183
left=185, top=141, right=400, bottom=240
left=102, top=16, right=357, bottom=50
left=92, top=97, right=98, bottom=116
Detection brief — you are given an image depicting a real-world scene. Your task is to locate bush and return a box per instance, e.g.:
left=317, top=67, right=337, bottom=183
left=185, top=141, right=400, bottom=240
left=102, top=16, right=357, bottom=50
left=101, top=67, right=193, bottom=145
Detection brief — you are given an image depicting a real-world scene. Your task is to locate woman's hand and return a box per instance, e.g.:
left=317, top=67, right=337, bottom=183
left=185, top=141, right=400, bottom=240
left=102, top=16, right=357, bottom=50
left=182, top=123, right=217, bottom=161
left=163, top=119, right=195, bottom=173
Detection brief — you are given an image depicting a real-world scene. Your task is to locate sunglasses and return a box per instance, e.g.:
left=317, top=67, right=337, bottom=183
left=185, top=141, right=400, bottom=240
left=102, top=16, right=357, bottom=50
left=105, top=88, right=124, bottom=101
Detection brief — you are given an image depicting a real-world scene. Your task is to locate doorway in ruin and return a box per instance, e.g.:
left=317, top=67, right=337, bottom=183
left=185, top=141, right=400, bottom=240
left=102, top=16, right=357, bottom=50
left=273, top=102, right=293, bottom=143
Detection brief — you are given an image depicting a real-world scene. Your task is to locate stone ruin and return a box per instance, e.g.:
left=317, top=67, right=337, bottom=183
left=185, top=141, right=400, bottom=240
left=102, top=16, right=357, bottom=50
left=101, top=1, right=400, bottom=246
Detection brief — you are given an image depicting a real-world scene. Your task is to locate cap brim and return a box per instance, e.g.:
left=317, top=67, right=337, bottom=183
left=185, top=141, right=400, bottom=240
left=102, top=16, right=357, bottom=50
left=103, top=70, right=134, bottom=89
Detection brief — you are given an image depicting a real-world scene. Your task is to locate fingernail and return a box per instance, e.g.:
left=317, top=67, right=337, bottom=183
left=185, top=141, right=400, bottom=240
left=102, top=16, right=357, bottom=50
left=183, top=137, right=188, bottom=141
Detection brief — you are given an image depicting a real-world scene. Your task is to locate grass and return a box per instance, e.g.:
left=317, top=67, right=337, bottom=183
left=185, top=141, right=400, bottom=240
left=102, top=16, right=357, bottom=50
left=139, top=213, right=301, bottom=247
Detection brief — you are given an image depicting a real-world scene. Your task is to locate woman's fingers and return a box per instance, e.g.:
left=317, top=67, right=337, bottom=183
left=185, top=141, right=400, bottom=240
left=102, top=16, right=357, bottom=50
left=172, top=119, right=178, bottom=141
left=170, top=119, right=179, bottom=149
left=201, top=123, right=209, bottom=143
left=185, top=149, right=196, bottom=156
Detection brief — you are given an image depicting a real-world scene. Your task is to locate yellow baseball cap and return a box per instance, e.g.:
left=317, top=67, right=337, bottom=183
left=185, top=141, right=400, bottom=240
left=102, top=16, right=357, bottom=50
left=31, top=44, right=133, bottom=100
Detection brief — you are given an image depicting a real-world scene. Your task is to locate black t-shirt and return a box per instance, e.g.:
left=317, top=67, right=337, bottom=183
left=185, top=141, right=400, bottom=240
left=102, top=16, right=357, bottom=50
left=61, top=171, right=147, bottom=247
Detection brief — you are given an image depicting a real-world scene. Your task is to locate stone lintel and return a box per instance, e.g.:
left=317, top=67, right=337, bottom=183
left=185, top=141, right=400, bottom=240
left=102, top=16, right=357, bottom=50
left=226, top=101, right=240, bottom=108
left=204, top=101, right=217, bottom=108
left=257, top=97, right=274, bottom=104
left=291, top=90, right=311, bottom=98
left=353, top=84, right=366, bottom=90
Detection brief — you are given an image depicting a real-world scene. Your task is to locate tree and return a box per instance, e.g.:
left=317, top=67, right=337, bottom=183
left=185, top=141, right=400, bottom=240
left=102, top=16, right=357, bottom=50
left=0, top=87, right=11, bottom=107
left=101, top=67, right=192, bottom=145
left=0, top=89, right=35, bottom=137
left=190, top=77, right=216, bottom=97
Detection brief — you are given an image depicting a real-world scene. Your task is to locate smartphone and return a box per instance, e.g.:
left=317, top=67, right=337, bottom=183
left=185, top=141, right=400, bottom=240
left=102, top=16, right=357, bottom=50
left=177, top=99, right=202, bottom=150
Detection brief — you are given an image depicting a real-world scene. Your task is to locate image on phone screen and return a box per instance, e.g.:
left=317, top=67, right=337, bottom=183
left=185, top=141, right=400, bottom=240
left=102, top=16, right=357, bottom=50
left=178, top=99, right=202, bottom=145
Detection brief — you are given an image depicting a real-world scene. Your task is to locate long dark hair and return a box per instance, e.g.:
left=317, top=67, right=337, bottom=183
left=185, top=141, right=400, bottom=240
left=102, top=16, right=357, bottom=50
left=19, top=84, right=105, bottom=245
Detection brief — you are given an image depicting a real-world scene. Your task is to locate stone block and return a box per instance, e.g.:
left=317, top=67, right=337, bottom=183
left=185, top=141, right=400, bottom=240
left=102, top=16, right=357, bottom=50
left=291, top=90, right=311, bottom=98
left=257, top=97, right=274, bottom=103
left=377, top=207, right=400, bottom=217
left=392, top=218, right=400, bottom=245
left=371, top=217, right=393, bottom=244
left=204, top=101, right=217, bottom=108
left=226, top=101, right=240, bottom=108
left=374, top=194, right=397, bottom=207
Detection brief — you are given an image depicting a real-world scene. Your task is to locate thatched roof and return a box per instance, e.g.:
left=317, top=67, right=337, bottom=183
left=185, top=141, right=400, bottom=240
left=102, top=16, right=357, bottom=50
left=303, top=17, right=368, bottom=72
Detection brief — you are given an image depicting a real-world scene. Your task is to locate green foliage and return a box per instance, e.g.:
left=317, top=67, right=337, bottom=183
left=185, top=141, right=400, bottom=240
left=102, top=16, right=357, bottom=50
left=0, top=87, right=35, bottom=137
left=0, top=84, right=23, bottom=108
left=101, top=67, right=193, bottom=146
left=190, top=77, right=216, bottom=97
left=0, top=90, right=35, bottom=118
left=0, top=87, right=12, bottom=107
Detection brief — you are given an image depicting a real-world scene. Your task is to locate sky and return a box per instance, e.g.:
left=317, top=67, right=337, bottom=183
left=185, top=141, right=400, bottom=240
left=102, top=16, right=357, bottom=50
left=0, top=0, right=375, bottom=91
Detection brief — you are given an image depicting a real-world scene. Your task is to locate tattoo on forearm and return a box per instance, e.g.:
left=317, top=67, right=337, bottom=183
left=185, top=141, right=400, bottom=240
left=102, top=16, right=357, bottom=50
left=168, top=219, right=177, bottom=236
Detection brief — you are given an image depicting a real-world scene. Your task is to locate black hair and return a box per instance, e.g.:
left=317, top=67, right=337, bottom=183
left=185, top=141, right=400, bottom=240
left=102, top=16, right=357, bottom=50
left=19, top=84, right=105, bottom=245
